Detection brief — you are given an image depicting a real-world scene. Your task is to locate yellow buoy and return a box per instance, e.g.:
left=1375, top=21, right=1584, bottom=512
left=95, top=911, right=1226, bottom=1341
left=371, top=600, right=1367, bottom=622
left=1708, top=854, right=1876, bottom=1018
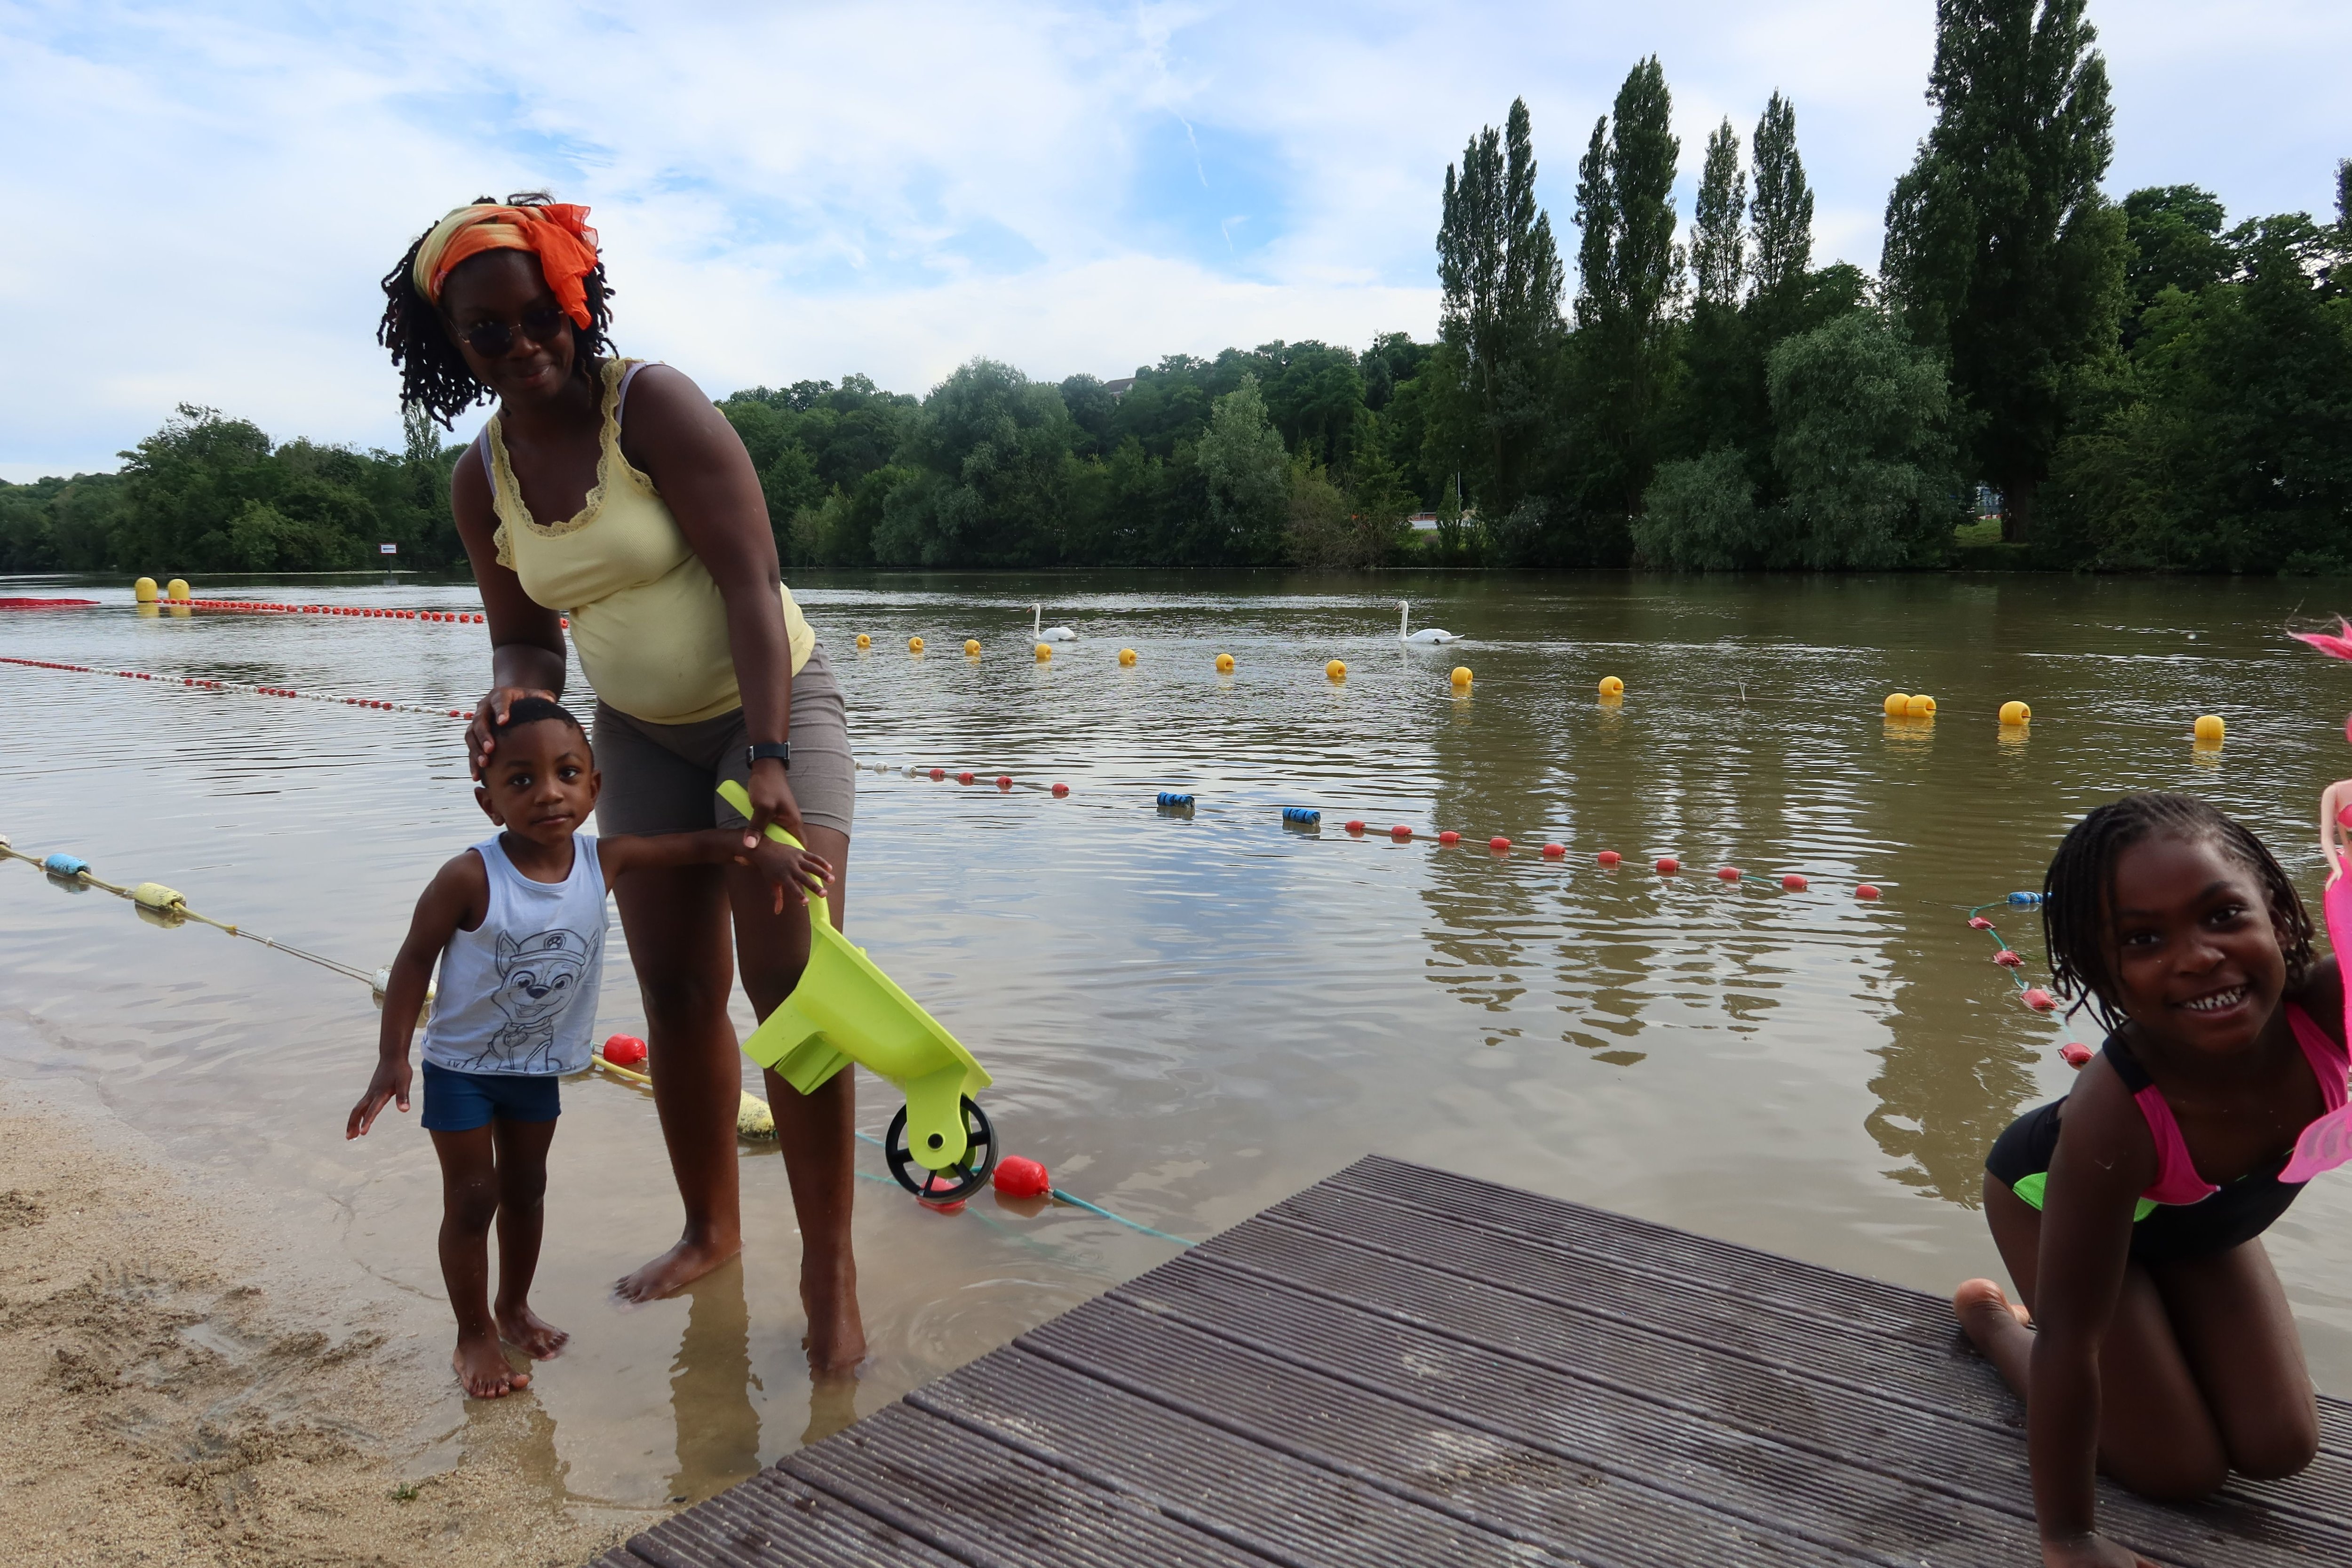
left=965, top=639, right=982, bottom=656
left=1215, top=653, right=1235, bottom=673
left=855, top=632, right=871, bottom=649
left=1884, top=692, right=1910, bottom=717
left=2194, top=713, right=2225, bottom=744
left=166, top=578, right=190, bottom=602
left=133, top=576, right=158, bottom=603
left=1906, top=693, right=1937, bottom=718
left=1598, top=675, right=1624, bottom=698
left=1999, top=700, right=2031, bottom=725
left=1035, top=642, right=1052, bottom=661
left=1118, top=647, right=1137, bottom=666
left=1451, top=666, right=1473, bottom=688
left=908, top=636, right=925, bottom=653
left=1326, top=659, right=1346, bottom=681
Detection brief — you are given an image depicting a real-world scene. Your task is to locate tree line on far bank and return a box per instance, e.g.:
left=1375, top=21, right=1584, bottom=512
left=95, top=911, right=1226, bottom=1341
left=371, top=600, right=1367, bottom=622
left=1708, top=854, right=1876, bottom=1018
left=5, top=1, right=2346, bottom=581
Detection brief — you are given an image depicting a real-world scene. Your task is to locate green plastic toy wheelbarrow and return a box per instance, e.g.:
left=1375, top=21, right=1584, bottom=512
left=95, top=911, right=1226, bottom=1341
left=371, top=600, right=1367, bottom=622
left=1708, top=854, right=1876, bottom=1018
left=716, top=781, right=998, bottom=1202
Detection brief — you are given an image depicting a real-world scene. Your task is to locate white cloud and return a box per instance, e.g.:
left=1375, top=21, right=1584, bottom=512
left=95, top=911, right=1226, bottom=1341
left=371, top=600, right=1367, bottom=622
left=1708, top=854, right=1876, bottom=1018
left=0, top=0, right=2344, bottom=479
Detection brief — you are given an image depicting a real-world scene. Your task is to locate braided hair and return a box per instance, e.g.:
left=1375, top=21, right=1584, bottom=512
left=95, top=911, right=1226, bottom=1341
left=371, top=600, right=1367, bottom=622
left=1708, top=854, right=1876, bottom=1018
left=2043, top=792, right=2312, bottom=1034
left=376, top=192, right=616, bottom=429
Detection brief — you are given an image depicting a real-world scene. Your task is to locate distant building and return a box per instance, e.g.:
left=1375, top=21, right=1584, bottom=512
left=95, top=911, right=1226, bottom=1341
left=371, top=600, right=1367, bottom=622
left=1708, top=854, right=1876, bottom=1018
left=1407, top=511, right=1442, bottom=532
left=1104, top=377, right=1136, bottom=400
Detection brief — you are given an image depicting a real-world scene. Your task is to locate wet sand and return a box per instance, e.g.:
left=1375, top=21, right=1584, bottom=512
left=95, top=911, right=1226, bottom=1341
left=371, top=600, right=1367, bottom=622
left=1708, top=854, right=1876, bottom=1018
left=0, top=1075, right=652, bottom=1563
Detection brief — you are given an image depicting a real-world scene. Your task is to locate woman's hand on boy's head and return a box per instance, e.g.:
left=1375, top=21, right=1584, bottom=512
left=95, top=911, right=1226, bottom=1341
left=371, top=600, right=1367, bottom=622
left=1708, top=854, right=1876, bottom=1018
left=467, top=685, right=559, bottom=779
left=346, top=1056, right=413, bottom=1139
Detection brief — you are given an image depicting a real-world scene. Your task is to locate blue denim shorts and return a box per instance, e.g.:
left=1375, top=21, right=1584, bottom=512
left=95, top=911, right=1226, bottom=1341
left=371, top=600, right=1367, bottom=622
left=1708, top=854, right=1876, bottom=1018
left=420, top=1061, right=561, bottom=1131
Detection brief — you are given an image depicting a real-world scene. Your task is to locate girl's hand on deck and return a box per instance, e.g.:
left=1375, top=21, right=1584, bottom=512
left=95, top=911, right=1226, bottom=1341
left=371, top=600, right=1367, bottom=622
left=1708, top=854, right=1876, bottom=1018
left=346, top=1057, right=412, bottom=1138
left=468, top=685, right=558, bottom=779
left=2042, top=1534, right=2156, bottom=1568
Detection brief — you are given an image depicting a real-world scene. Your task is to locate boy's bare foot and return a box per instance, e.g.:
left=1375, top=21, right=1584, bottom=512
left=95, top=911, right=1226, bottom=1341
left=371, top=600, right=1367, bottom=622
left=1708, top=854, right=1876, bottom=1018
left=801, top=1261, right=866, bottom=1375
left=614, top=1234, right=741, bottom=1304
left=496, top=1302, right=570, bottom=1360
left=454, top=1332, right=530, bottom=1398
left=1953, top=1277, right=2033, bottom=1347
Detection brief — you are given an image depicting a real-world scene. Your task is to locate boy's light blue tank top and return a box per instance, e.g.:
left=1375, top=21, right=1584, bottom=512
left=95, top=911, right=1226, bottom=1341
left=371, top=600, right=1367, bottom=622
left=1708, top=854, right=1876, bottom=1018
left=421, top=833, right=607, bottom=1076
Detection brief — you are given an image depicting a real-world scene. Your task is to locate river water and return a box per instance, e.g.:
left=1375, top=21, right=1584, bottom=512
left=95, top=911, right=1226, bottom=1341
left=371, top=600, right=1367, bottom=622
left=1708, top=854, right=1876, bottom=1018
left=5, top=570, right=2352, bottom=1510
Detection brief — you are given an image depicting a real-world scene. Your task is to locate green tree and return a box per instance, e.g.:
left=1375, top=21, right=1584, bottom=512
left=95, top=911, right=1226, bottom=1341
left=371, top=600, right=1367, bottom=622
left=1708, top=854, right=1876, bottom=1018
left=1770, top=310, right=1960, bottom=568
left=1633, top=446, right=1772, bottom=568
left=871, top=359, right=1073, bottom=566
left=1748, top=92, right=1814, bottom=302
left=1572, top=57, right=1684, bottom=526
left=1192, top=375, right=1290, bottom=564
left=1435, top=96, right=1565, bottom=521
left=2120, top=186, right=2232, bottom=343
left=1692, top=120, right=1746, bottom=309
left=1882, top=0, right=2130, bottom=542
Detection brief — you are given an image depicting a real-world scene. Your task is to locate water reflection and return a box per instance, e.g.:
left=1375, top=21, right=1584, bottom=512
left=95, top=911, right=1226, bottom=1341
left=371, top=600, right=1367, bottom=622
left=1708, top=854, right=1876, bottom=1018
left=664, top=1262, right=761, bottom=1502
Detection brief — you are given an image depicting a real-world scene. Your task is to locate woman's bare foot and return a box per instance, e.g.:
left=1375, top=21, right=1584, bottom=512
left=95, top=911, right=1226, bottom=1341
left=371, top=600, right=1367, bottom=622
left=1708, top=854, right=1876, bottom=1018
left=496, top=1301, right=570, bottom=1360
left=615, top=1233, right=741, bottom=1304
left=801, top=1259, right=866, bottom=1375
left=454, top=1331, right=530, bottom=1397
left=1954, top=1277, right=2033, bottom=1341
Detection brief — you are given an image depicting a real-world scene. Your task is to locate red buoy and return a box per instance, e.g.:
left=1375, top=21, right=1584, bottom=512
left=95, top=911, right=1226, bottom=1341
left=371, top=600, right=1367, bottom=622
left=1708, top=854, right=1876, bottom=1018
left=2022, top=987, right=2057, bottom=1011
left=1717, top=866, right=1740, bottom=882
left=929, top=767, right=946, bottom=780
left=993, top=1155, right=1052, bottom=1200
left=1391, top=825, right=1413, bottom=840
left=1782, top=874, right=1807, bottom=891
left=996, top=775, right=1013, bottom=789
left=1655, top=857, right=1680, bottom=875
left=602, top=1034, right=648, bottom=1068
left=1489, top=837, right=1511, bottom=853
left=1968, top=916, right=1993, bottom=930
left=1437, top=830, right=1461, bottom=845
left=957, top=771, right=976, bottom=785
left=1542, top=843, right=1566, bottom=858
left=1051, top=782, right=1070, bottom=796
left=2059, top=1042, right=2092, bottom=1067
left=1994, top=949, right=2023, bottom=968
left=1344, top=820, right=1366, bottom=835
left=1597, top=850, right=1622, bottom=867
left=1856, top=884, right=1882, bottom=900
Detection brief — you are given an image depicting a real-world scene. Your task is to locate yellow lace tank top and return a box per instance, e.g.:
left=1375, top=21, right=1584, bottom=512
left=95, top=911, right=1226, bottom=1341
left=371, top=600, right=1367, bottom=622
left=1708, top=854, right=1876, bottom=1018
left=485, top=358, right=814, bottom=725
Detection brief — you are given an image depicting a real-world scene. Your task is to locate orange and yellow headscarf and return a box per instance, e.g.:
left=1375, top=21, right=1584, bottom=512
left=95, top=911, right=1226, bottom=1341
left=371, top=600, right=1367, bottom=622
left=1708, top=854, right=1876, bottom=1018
left=411, top=203, right=601, bottom=328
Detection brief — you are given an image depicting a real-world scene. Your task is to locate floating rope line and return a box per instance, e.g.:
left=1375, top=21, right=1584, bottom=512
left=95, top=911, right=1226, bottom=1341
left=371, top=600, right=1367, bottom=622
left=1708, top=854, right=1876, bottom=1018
left=1963, top=891, right=2089, bottom=1065
left=167, top=598, right=496, bottom=624
left=1, top=657, right=471, bottom=720
left=852, top=1130, right=1191, bottom=1246
left=0, top=835, right=379, bottom=986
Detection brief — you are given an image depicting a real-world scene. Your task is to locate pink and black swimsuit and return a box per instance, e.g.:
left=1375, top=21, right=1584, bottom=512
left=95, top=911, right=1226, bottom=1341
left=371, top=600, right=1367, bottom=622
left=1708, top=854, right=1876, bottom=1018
left=1986, top=1004, right=2350, bottom=1262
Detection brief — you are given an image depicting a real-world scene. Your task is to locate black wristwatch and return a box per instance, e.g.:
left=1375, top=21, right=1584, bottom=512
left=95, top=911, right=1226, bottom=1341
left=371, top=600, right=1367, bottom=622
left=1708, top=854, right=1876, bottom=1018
left=747, top=741, right=791, bottom=772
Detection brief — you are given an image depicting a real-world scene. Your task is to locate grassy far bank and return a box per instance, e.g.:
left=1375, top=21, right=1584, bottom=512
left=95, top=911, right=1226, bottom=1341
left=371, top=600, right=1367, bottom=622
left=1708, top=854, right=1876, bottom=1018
left=4, top=20, right=2347, bottom=581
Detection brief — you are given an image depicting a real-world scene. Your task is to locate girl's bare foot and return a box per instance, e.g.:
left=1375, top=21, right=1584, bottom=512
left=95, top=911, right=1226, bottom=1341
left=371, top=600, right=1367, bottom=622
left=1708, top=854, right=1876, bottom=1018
left=496, top=1302, right=570, bottom=1360
left=454, top=1332, right=530, bottom=1397
left=801, top=1259, right=866, bottom=1375
left=615, top=1234, right=741, bottom=1303
left=1954, top=1277, right=2033, bottom=1339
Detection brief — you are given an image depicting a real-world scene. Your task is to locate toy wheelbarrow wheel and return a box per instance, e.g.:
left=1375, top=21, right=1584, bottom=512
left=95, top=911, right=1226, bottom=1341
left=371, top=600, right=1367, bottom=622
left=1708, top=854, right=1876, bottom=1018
left=885, top=1096, right=998, bottom=1203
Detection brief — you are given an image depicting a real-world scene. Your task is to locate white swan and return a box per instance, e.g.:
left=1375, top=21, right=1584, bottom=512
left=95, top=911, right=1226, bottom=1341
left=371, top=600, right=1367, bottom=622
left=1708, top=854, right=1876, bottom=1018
left=1398, top=600, right=1458, bottom=644
left=1033, top=604, right=1078, bottom=642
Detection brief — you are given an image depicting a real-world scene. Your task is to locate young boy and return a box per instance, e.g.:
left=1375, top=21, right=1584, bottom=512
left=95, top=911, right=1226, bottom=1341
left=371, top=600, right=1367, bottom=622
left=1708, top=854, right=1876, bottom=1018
left=345, top=697, right=829, bottom=1398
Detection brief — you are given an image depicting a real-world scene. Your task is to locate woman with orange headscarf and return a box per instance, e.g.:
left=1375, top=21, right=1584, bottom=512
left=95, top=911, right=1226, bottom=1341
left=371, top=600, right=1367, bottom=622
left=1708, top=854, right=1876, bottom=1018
left=379, top=194, right=864, bottom=1376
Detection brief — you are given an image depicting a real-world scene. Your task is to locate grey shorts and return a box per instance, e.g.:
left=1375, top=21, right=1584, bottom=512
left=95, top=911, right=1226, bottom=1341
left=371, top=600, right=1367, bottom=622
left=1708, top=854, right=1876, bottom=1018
left=592, top=643, right=854, bottom=840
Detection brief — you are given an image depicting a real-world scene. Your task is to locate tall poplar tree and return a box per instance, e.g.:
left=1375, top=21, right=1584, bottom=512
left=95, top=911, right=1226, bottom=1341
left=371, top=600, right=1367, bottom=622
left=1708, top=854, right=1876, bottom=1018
left=1435, top=97, right=1565, bottom=521
left=1749, top=92, right=1814, bottom=300
left=1881, top=0, right=2130, bottom=542
left=1573, top=56, right=1683, bottom=518
left=1692, top=120, right=1747, bottom=308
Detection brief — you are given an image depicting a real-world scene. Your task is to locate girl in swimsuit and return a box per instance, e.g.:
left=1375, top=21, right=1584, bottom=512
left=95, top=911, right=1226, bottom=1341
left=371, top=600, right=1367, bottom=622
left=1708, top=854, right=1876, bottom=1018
left=1957, top=792, right=2344, bottom=1568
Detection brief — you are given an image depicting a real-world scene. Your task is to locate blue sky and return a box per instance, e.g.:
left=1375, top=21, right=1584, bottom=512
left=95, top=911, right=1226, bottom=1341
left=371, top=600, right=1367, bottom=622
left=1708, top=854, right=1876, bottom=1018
left=2, top=0, right=2346, bottom=479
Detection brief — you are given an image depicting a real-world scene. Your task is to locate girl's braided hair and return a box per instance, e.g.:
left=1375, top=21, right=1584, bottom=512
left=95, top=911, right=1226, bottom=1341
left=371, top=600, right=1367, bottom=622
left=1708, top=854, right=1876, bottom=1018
left=2043, top=791, right=2312, bottom=1034
left=376, top=192, right=615, bottom=429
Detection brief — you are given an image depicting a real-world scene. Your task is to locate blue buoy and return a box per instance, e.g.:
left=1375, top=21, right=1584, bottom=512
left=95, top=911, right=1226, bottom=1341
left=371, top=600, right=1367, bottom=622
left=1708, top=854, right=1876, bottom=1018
left=1156, top=792, right=1195, bottom=809
left=2007, top=891, right=2042, bottom=907
left=1282, top=807, right=1321, bottom=825
left=42, top=853, right=88, bottom=878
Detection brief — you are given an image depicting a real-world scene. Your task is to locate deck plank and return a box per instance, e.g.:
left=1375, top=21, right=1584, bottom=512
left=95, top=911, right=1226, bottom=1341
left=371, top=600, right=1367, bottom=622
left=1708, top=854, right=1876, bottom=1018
left=590, top=1155, right=2352, bottom=1567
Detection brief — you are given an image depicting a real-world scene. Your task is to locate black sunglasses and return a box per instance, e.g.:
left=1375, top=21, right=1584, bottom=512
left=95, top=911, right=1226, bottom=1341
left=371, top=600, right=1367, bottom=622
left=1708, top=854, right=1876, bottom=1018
left=455, top=304, right=572, bottom=358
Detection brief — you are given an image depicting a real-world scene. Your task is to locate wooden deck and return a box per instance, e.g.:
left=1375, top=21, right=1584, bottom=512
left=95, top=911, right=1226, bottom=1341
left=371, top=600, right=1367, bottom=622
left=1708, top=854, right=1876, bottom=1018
left=592, top=1155, right=2352, bottom=1567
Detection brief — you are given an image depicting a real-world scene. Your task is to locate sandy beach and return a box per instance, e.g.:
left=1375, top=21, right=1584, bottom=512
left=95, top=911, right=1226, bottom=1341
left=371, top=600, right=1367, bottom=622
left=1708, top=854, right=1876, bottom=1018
left=0, top=1078, right=651, bottom=1565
